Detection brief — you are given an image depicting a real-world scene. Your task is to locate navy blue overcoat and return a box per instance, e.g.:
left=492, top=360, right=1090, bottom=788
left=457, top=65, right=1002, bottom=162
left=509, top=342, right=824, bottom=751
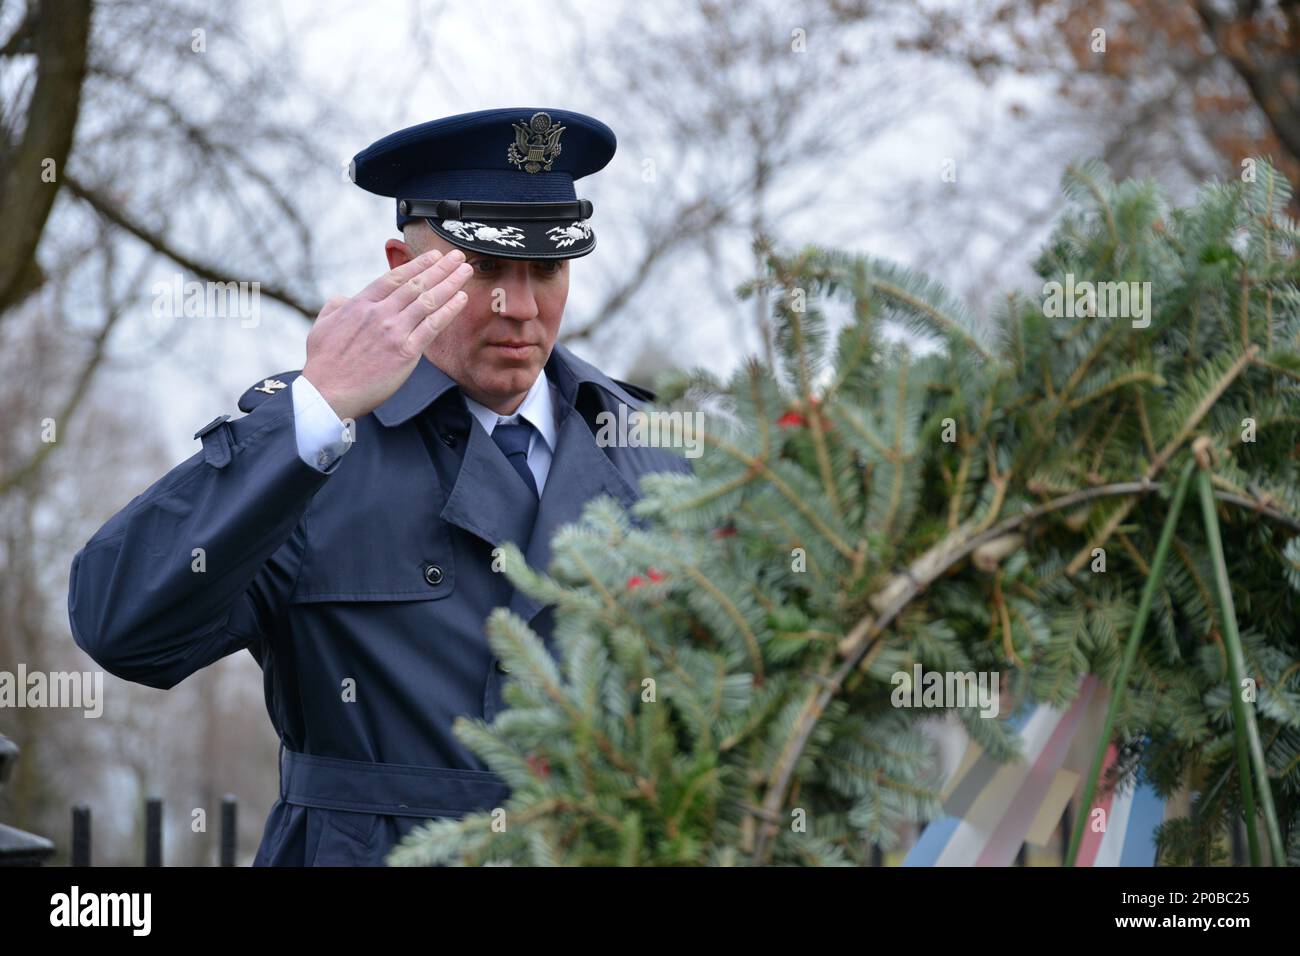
left=68, top=344, right=690, bottom=865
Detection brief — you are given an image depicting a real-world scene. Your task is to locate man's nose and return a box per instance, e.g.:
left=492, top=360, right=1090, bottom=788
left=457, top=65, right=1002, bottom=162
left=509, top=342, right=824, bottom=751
left=495, top=266, right=539, bottom=321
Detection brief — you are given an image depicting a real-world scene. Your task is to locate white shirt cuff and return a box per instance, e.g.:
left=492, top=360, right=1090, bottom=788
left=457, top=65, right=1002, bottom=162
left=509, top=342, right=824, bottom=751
left=292, top=374, right=352, bottom=473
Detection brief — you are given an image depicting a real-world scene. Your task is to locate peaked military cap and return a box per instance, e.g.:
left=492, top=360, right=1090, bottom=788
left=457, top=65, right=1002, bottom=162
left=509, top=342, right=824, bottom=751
left=350, top=107, right=615, bottom=260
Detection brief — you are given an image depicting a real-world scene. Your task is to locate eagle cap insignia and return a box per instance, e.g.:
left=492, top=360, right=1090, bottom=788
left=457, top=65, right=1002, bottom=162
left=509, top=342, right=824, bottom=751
left=507, top=112, right=565, bottom=174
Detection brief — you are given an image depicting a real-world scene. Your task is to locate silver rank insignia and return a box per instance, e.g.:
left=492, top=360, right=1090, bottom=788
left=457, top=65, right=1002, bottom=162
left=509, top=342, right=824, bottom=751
left=507, top=112, right=565, bottom=173
left=253, top=378, right=288, bottom=395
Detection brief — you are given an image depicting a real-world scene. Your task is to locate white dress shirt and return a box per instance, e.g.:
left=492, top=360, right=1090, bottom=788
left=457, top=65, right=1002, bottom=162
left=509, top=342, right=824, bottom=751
left=291, top=369, right=559, bottom=494
left=291, top=374, right=353, bottom=473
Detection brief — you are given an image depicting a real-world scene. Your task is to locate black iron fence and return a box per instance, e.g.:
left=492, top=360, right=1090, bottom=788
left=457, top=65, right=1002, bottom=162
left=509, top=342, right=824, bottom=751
left=1, top=732, right=242, bottom=866
left=67, top=795, right=240, bottom=866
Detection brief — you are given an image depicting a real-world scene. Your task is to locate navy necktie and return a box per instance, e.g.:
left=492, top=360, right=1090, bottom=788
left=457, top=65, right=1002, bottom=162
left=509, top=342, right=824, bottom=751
left=491, top=420, right=539, bottom=499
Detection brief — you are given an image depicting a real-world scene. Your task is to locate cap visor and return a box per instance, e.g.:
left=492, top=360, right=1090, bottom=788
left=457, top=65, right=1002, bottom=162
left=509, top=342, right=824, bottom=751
left=426, top=217, right=595, bottom=260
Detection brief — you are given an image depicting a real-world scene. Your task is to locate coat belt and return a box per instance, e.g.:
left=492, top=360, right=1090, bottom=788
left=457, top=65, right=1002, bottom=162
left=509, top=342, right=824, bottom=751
left=279, top=746, right=510, bottom=819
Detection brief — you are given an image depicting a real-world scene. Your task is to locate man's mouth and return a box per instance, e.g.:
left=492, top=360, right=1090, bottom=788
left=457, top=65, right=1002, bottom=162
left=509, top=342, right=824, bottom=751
left=487, top=340, right=537, bottom=357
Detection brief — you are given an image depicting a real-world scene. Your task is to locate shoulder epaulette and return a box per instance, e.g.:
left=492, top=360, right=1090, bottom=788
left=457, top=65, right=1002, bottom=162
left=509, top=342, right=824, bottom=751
left=238, top=371, right=302, bottom=412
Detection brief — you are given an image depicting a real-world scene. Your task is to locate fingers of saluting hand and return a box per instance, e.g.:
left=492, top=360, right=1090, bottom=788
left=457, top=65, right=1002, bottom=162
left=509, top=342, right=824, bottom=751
left=395, top=253, right=473, bottom=326
left=406, top=283, right=469, bottom=354
left=384, top=248, right=473, bottom=316
left=353, top=248, right=457, bottom=306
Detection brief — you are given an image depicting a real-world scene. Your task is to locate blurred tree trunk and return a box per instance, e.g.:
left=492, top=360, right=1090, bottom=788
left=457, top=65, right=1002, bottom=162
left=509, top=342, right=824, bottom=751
left=0, top=0, right=91, bottom=312
left=1193, top=0, right=1300, bottom=169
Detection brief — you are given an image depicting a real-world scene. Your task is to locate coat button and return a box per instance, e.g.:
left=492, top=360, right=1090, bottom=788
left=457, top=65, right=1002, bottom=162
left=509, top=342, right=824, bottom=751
left=495, top=659, right=512, bottom=674
left=423, top=564, right=444, bottom=586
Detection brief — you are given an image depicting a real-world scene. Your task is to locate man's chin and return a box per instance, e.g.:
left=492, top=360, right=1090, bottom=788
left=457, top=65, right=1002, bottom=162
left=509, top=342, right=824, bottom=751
left=470, top=365, right=541, bottom=403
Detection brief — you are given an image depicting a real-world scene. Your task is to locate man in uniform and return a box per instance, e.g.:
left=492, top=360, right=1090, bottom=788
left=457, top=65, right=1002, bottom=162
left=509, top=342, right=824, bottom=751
left=67, top=108, right=691, bottom=866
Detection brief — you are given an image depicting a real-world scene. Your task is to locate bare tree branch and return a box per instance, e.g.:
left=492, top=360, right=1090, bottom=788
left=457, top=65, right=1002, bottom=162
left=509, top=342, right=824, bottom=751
left=0, top=229, right=126, bottom=494
left=61, top=173, right=322, bottom=319
left=563, top=198, right=732, bottom=343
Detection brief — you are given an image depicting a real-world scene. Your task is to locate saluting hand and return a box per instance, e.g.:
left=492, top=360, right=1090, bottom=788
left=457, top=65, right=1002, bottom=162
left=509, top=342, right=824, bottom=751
left=302, top=249, right=473, bottom=422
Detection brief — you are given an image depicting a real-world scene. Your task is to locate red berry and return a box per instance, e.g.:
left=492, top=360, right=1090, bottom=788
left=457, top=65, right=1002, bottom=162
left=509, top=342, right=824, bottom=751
left=526, top=754, right=551, bottom=779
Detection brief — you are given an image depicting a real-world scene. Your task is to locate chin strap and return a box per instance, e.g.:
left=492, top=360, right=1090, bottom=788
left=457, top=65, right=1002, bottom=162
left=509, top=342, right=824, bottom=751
left=398, top=198, right=593, bottom=221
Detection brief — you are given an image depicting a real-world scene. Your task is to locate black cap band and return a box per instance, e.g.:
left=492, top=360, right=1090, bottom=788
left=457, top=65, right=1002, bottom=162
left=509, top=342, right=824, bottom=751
left=398, top=199, right=593, bottom=221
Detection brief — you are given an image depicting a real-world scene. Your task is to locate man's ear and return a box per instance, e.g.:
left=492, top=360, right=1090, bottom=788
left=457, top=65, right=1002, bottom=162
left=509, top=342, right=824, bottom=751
left=385, top=237, right=416, bottom=270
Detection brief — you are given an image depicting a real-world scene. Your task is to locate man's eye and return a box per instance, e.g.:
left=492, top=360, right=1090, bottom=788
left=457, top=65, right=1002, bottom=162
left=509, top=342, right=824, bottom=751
left=473, top=258, right=498, bottom=274
left=535, top=261, right=561, bottom=276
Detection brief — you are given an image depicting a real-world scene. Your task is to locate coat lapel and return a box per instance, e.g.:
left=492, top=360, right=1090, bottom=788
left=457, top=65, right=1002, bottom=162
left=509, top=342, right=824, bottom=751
left=506, top=402, right=637, bottom=625
left=439, top=418, right=538, bottom=552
